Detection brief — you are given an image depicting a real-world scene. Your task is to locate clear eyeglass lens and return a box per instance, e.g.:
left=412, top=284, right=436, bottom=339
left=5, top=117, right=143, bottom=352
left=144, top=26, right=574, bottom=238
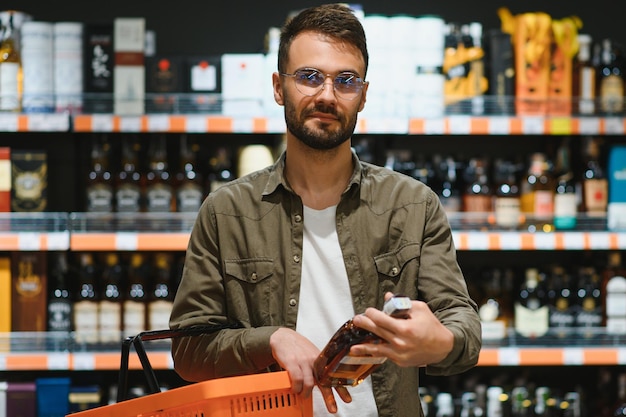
left=292, top=69, right=363, bottom=99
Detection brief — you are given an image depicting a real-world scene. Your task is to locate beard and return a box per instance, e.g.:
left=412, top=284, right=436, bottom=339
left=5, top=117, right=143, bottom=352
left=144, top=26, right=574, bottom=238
left=284, top=100, right=358, bottom=150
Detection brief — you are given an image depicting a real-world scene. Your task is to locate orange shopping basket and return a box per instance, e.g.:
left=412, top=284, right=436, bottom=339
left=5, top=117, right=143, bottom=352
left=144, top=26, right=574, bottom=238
left=66, top=326, right=313, bottom=417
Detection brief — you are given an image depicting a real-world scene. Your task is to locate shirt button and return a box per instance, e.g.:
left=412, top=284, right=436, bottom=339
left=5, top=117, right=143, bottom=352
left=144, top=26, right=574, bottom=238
left=289, top=298, right=297, bottom=307
left=390, top=267, right=399, bottom=276
left=294, top=214, right=302, bottom=223
left=293, top=255, right=300, bottom=263
left=251, top=272, right=258, bottom=282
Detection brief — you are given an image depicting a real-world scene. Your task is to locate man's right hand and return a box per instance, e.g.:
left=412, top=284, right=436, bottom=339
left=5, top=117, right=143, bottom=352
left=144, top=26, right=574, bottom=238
left=269, top=327, right=352, bottom=414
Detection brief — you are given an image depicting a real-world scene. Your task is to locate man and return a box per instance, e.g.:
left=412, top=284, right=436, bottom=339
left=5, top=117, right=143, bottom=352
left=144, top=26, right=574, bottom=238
left=170, top=4, right=481, bottom=416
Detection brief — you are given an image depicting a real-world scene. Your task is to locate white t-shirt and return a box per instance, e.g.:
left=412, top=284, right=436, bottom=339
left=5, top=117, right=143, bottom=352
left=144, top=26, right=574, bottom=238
left=296, top=205, right=378, bottom=417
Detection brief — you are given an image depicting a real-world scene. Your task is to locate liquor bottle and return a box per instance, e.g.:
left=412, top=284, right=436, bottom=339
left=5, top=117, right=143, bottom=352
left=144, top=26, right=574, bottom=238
left=601, top=251, right=626, bottom=325
left=598, top=38, right=624, bottom=115
left=314, top=296, right=411, bottom=387
left=116, top=135, right=144, bottom=208
left=146, top=134, right=174, bottom=213
left=493, top=158, right=522, bottom=229
left=534, top=387, right=552, bottom=417
left=206, top=146, right=235, bottom=193
left=175, top=135, right=204, bottom=214
left=98, top=252, right=123, bottom=344
left=0, top=11, right=24, bottom=111
left=546, top=266, right=575, bottom=337
left=553, top=138, right=578, bottom=230
left=148, top=252, right=175, bottom=330
left=580, top=137, right=608, bottom=216
left=419, top=387, right=435, bottom=417
left=85, top=135, right=114, bottom=213
left=435, top=392, right=455, bottom=417
left=486, top=386, right=504, bottom=417
left=460, top=392, right=479, bottom=417
left=478, top=268, right=508, bottom=340
left=462, top=157, right=492, bottom=230
left=122, top=253, right=148, bottom=337
left=520, top=152, right=554, bottom=232
left=73, top=253, right=99, bottom=344
left=515, top=268, right=549, bottom=338
left=574, top=266, right=603, bottom=337
left=511, top=387, right=531, bottom=417
left=47, top=252, right=72, bottom=333
left=572, top=34, right=596, bottom=115
left=434, top=154, right=462, bottom=214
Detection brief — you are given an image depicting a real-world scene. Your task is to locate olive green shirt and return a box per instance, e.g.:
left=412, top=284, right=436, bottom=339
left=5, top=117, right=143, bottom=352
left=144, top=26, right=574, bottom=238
left=170, top=150, right=481, bottom=417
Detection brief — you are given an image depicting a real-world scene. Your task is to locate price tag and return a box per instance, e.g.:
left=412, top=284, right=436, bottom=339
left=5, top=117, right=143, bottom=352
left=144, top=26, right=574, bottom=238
left=424, top=118, right=445, bottom=135
left=488, top=117, right=510, bottom=135
left=27, top=114, right=69, bottom=131
left=522, top=117, right=544, bottom=134
left=0, top=355, right=6, bottom=370
left=266, top=117, right=286, bottom=134
left=385, top=117, right=409, bottom=134
left=48, top=352, right=71, bottom=370
left=185, top=115, right=207, bottom=133
left=91, top=115, right=114, bottom=131
left=549, top=118, right=571, bottom=135
left=589, top=232, right=611, bottom=250
left=447, top=116, right=471, bottom=135
left=579, top=117, right=600, bottom=134
left=73, top=353, right=95, bottom=370
left=147, top=115, right=170, bottom=132
left=498, top=347, right=520, bottom=366
left=119, top=116, right=142, bottom=132
left=116, top=232, right=138, bottom=250
left=534, top=233, right=555, bottom=250
left=468, top=232, right=489, bottom=250
left=18, top=232, right=41, bottom=250
left=0, top=113, right=18, bottom=131
left=499, top=232, right=521, bottom=250
left=364, top=118, right=389, bottom=134
left=604, top=117, right=624, bottom=135
left=233, top=118, right=254, bottom=133
left=563, top=348, right=584, bottom=365
left=562, top=232, right=585, bottom=250
left=47, top=231, right=71, bottom=250
left=618, top=348, right=626, bottom=365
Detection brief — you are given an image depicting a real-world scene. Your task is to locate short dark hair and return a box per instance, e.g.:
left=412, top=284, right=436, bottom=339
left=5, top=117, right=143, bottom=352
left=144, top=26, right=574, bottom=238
left=278, top=3, right=368, bottom=77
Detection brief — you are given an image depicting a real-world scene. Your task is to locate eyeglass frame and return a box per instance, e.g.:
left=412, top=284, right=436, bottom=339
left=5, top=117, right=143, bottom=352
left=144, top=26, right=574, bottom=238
left=279, top=68, right=368, bottom=100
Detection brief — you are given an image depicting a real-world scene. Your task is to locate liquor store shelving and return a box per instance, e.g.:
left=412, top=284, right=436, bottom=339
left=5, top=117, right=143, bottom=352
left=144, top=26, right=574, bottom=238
left=1, top=113, right=626, bottom=135
left=1, top=213, right=625, bottom=252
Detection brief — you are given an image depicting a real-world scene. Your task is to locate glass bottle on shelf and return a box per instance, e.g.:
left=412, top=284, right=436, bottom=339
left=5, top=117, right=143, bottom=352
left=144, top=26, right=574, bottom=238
left=206, top=146, right=235, bottom=193
left=86, top=135, right=114, bottom=213
left=572, top=34, right=596, bottom=115
left=148, top=252, right=175, bottom=330
left=98, top=252, right=123, bottom=344
left=434, top=154, right=462, bottom=214
left=546, top=266, right=575, bottom=338
left=175, top=134, right=204, bottom=214
left=520, top=152, right=554, bottom=232
left=122, top=252, right=148, bottom=338
left=598, top=38, right=624, bottom=115
left=73, top=253, right=99, bottom=344
left=574, top=266, right=603, bottom=338
left=613, top=373, right=626, bottom=417
left=0, top=11, right=25, bottom=111
left=515, top=267, right=549, bottom=338
left=116, top=136, right=145, bottom=215
left=493, top=158, right=521, bottom=229
left=553, top=138, right=578, bottom=230
left=146, top=134, right=174, bottom=213
left=580, top=136, right=608, bottom=218
left=47, top=251, right=72, bottom=333
left=462, top=156, right=492, bottom=229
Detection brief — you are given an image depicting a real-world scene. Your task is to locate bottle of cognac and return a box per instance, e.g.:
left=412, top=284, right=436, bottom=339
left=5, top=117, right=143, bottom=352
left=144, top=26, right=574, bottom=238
left=314, top=296, right=411, bottom=387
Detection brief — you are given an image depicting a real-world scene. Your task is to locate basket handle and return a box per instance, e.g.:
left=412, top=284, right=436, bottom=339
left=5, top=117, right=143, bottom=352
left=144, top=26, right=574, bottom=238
left=116, top=324, right=242, bottom=403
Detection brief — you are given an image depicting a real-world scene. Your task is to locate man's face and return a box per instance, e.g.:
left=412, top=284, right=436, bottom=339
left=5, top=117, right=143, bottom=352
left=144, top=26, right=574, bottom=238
left=273, top=31, right=368, bottom=150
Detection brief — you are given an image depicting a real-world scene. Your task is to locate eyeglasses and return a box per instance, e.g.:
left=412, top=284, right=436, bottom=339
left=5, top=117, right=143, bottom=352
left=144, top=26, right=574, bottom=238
left=280, top=68, right=366, bottom=100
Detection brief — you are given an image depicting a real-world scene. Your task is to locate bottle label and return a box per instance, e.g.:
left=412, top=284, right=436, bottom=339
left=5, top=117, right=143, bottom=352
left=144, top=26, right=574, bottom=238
left=514, top=303, right=549, bottom=337
left=533, top=190, right=554, bottom=217
left=0, top=62, right=20, bottom=111
left=116, top=185, right=141, bottom=212
left=579, top=67, right=595, bottom=114
left=600, top=75, right=624, bottom=113
left=99, top=300, right=121, bottom=342
left=583, top=179, right=608, bottom=213
left=74, top=300, right=99, bottom=343
left=148, top=300, right=173, bottom=330
left=463, top=194, right=492, bottom=212
left=339, top=355, right=387, bottom=365
left=177, top=184, right=204, bottom=212
left=48, top=300, right=72, bottom=332
left=123, top=300, right=146, bottom=336
left=147, top=183, right=173, bottom=212
left=87, top=184, right=114, bottom=212
left=495, top=197, right=521, bottom=228
left=554, top=193, right=577, bottom=229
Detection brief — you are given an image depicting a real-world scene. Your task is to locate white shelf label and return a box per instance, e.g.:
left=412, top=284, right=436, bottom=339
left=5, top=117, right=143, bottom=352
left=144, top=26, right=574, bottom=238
left=147, top=115, right=170, bottom=132
left=91, top=115, right=114, bottom=131
left=618, top=348, right=626, bottom=365
left=499, top=232, right=521, bottom=250
left=18, top=232, right=41, bottom=250
left=522, top=117, right=544, bottom=134
left=562, top=232, right=586, bottom=250
left=563, top=348, right=584, bottom=365
left=47, top=231, right=71, bottom=250
left=448, top=116, right=471, bottom=135
left=424, top=118, right=445, bottom=135
left=119, top=116, right=142, bottom=132
left=48, top=352, right=71, bottom=370
left=27, top=114, right=69, bottom=131
left=498, top=347, right=520, bottom=366
left=185, top=115, right=207, bottom=132
left=116, top=232, right=138, bottom=250
left=0, top=114, right=18, bottom=131
left=604, top=117, right=624, bottom=135
left=73, top=353, right=95, bottom=370
left=579, top=117, right=600, bottom=134
left=488, top=117, right=510, bottom=135
left=0, top=355, right=6, bottom=370
left=233, top=118, right=254, bottom=133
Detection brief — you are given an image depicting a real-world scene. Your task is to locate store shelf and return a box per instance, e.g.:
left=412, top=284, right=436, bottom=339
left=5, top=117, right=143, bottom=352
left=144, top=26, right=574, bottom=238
left=0, top=113, right=71, bottom=132
left=0, top=213, right=71, bottom=251
left=1, top=330, right=624, bottom=371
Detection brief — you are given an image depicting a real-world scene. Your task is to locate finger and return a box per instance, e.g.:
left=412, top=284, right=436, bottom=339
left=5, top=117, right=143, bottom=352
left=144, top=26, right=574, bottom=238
left=320, top=386, right=338, bottom=413
left=335, top=386, right=353, bottom=404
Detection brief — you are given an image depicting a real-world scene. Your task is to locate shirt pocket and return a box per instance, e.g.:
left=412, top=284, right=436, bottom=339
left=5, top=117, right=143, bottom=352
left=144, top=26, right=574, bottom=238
left=223, top=258, right=274, bottom=325
left=373, top=242, right=421, bottom=298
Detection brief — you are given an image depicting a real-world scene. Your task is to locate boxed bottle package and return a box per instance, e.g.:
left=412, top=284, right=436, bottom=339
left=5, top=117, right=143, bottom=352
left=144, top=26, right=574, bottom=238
left=83, top=23, right=114, bottom=113
left=10, top=150, right=47, bottom=212
left=183, top=55, right=222, bottom=114
left=608, top=145, right=626, bottom=231
left=145, top=55, right=184, bottom=113
left=113, top=17, right=145, bottom=115
left=221, top=53, right=265, bottom=116
left=36, top=377, right=71, bottom=417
